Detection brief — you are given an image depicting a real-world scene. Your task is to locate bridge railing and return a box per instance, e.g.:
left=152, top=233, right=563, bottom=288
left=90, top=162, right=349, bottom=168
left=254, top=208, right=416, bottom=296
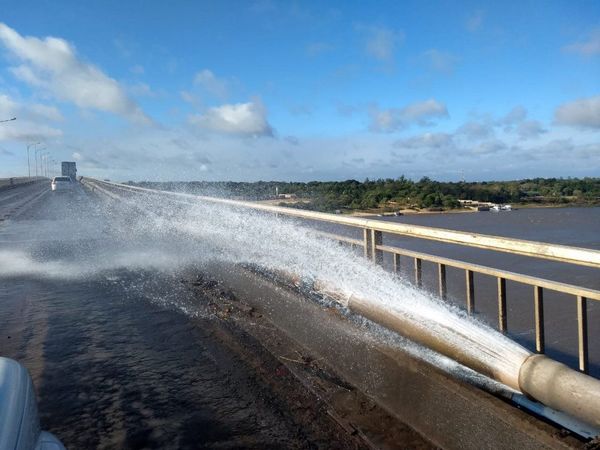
left=86, top=178, right=600, bottom=374
left=0, top=177, right=43, bottom=191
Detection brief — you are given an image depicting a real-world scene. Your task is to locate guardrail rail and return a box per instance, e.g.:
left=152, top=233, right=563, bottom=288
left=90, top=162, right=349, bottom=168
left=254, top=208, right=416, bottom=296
left=85, top=178, right=600, bottom=375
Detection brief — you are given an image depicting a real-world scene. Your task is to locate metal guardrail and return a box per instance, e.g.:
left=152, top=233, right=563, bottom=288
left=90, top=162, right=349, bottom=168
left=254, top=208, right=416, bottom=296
left=87, top=178, right=600, bottom=374
left=0, top=177, right=42, bottom=191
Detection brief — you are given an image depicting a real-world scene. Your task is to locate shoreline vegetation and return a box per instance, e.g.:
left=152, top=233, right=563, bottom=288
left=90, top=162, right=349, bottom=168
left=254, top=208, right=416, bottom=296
left=128, top=177, right=600, bottom=215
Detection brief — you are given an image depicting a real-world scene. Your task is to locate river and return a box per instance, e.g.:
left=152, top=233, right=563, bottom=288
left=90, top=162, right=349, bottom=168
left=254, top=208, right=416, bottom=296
left=311, top=206, right=600, bottom=376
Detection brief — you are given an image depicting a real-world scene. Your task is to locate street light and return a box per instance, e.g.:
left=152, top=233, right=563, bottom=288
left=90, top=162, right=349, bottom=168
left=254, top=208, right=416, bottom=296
left=0, top=117, right=16, bottom=123
left=42, top=151, right=50, bottom=178
left=34, top=146, right=46, bottom=178
left=43, top=152, right=52, bottom=178
left=41, top=152, right=50, bottom=178
left=26, top=142, right=40, bottom=179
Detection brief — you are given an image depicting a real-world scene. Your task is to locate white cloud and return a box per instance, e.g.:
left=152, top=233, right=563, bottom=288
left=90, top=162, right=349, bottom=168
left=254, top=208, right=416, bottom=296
left=360, top=25, right=403, bottom=62
left=563, top=29, right=600, bottom=56
left=0, top=94, right=62, bottom=141
left=510, top=139, right=599, bottom=164
left=369, top=99, right=448, bottom=132
left=29, top=103, right=63, bottom=121
left=457, top=121, right=494, bottom=140
left=193, top=69, right=229, bottom=99
left=0, top=93, right=63, bottom=122
left=189, top=100, right=273, bottom=136
left=0, top=23, right=148, bottom=123
left=516, top=120, right=546, bottom=140
left=497, top=106, right=527, bottom=127
left=554, top=95, right=600, bottom=129
left=0, top=118, right=61, bottom=142
left=470, top=140, right=507, bottom=155
left=395, top=132, right=454, bottom=149
left=421, top=49, right=459, bottom=74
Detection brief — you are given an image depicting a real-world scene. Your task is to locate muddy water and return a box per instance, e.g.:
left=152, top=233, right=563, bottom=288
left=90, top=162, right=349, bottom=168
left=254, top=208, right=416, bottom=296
left=306, top=207, right=600, bottom=376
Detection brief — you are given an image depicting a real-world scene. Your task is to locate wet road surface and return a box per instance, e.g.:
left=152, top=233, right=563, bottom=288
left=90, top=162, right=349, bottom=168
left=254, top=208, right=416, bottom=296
left=0, top=185, right=371, bottom=449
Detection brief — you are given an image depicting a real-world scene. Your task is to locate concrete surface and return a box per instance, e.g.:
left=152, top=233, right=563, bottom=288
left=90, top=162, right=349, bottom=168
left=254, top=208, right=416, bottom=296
left=202, top=263, right=586, bottom=450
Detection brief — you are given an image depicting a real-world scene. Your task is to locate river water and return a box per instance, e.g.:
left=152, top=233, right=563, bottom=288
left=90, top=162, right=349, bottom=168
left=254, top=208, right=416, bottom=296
left=317, top=207, right=600, bottom=376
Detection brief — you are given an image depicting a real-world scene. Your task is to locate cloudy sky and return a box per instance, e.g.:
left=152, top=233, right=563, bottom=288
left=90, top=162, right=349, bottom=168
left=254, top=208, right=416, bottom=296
left=0, top=0, right=598, bottom=181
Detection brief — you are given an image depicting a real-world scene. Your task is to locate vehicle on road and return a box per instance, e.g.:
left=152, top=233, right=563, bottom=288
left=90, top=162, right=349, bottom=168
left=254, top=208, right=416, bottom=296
left=51, top=176, right=73, bottom=192
left=0, top=357, right=65, bottom=449
left=61, top=161, right=77, bottom=181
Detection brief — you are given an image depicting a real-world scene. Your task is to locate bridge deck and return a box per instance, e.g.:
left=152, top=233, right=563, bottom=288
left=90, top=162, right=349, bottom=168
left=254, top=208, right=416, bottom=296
left=0, top=183, right=430, bottom=449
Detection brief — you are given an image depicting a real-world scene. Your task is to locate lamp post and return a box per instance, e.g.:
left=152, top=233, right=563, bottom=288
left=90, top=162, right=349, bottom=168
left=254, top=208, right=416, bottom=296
left=26, top=142, right=40, bottom=180
left=34, top=147, right=46, bottom=178
left=44, top=152, right=51, bottom=178
left=41, top=153, right=49, bottom=178
left=44, top=153, right=52, bottom=178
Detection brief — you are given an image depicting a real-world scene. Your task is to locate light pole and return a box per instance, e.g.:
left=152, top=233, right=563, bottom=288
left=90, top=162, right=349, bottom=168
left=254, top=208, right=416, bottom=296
left=43, top=152, right=51, bottom=178
left=41, top=153, right=49, bottom=178
left=44, top=153, right=52, bottom=178
left=26, top=142, right=40, bottom=180
left=34, top=147, right=46, bottom=178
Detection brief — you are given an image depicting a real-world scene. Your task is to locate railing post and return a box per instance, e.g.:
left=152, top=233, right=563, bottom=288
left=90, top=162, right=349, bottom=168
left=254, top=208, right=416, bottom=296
left=371, top=229, right=383, bottom=265
left=465, top=270, right=474, bottom=315
left=363, top=228, right=372, bottom=259
left=393, top=253, right=401, bottom=273
left=576, top=295, right=589, bottom=373
left=438, top=263, right=447, bottom=299
left=497, top=277, right=507, bottom=333
left=533, top=286, right=545, bottom=354
left=414, top=258, right=422, bottom=288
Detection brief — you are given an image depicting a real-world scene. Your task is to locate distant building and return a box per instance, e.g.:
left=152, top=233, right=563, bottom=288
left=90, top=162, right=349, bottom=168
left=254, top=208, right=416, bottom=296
left=459, top=199, right=494, bottom=208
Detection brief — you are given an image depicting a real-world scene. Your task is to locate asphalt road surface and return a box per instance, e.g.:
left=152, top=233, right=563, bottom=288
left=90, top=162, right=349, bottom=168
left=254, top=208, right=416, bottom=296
left=0, top=184, right=378, bottom=449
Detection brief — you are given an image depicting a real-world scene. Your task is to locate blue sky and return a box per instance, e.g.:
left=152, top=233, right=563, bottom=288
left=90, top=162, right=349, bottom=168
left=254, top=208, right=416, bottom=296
left=0, top=0, right=599, bottom=181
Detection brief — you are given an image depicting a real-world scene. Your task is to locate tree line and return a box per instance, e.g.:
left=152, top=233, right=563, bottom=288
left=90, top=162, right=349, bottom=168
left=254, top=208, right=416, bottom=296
left=130, top=177, right=600, bottom=213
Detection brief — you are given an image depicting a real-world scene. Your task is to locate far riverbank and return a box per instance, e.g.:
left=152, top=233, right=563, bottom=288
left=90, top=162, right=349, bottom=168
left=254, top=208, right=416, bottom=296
left=256, top=198, right=598, bottom=217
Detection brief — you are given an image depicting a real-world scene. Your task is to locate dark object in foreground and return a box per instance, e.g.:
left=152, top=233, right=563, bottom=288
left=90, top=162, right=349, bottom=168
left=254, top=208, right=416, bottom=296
left=0, top=357, right=65, bottom=450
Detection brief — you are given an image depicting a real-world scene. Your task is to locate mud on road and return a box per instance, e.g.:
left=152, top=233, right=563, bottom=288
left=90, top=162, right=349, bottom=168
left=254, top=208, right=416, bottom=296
left=1, top=268, right=432, bottom=449
left=0, top=183, right=433, bottom=449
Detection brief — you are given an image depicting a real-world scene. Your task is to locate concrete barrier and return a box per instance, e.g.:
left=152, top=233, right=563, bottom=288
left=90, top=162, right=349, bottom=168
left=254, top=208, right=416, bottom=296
left=207, top=263, right=586, bottom=449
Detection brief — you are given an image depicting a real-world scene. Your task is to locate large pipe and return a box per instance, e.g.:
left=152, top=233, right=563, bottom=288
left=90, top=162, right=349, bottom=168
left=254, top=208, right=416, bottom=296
left=519, top=355, right=600, bottom=428
left=346, top=293, right=527, bottom=390
left=344, top=292, right=600, bottom=428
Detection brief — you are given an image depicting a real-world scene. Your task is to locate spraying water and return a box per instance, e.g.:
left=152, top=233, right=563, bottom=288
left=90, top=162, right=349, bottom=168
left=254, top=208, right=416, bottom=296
left=0, top=185, right=532, bottom=391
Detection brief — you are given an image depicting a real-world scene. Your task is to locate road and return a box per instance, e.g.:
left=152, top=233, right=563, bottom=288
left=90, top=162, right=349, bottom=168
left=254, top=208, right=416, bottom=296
left=1, top=182, right=587, bottom=449
left=0, top=183, right=395, bottom=449
left=0, top=179, right=47, bottom=221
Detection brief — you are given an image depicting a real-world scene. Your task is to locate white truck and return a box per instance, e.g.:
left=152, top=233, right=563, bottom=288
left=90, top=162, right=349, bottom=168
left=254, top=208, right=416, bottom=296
left=61, top=162, right=77, bottom=181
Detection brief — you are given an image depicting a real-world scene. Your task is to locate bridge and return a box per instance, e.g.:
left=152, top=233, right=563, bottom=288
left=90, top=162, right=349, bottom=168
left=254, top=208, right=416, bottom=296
left=1, top=177, right=599, bottom=449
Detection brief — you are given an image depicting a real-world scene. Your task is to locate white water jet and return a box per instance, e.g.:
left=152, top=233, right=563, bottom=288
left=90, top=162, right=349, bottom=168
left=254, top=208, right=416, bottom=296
left=0, top=187, right=532, bottom=391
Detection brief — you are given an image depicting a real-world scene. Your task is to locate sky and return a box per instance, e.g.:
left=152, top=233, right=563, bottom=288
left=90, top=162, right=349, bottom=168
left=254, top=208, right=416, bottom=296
left=0, top=0, right=599, bottom=182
